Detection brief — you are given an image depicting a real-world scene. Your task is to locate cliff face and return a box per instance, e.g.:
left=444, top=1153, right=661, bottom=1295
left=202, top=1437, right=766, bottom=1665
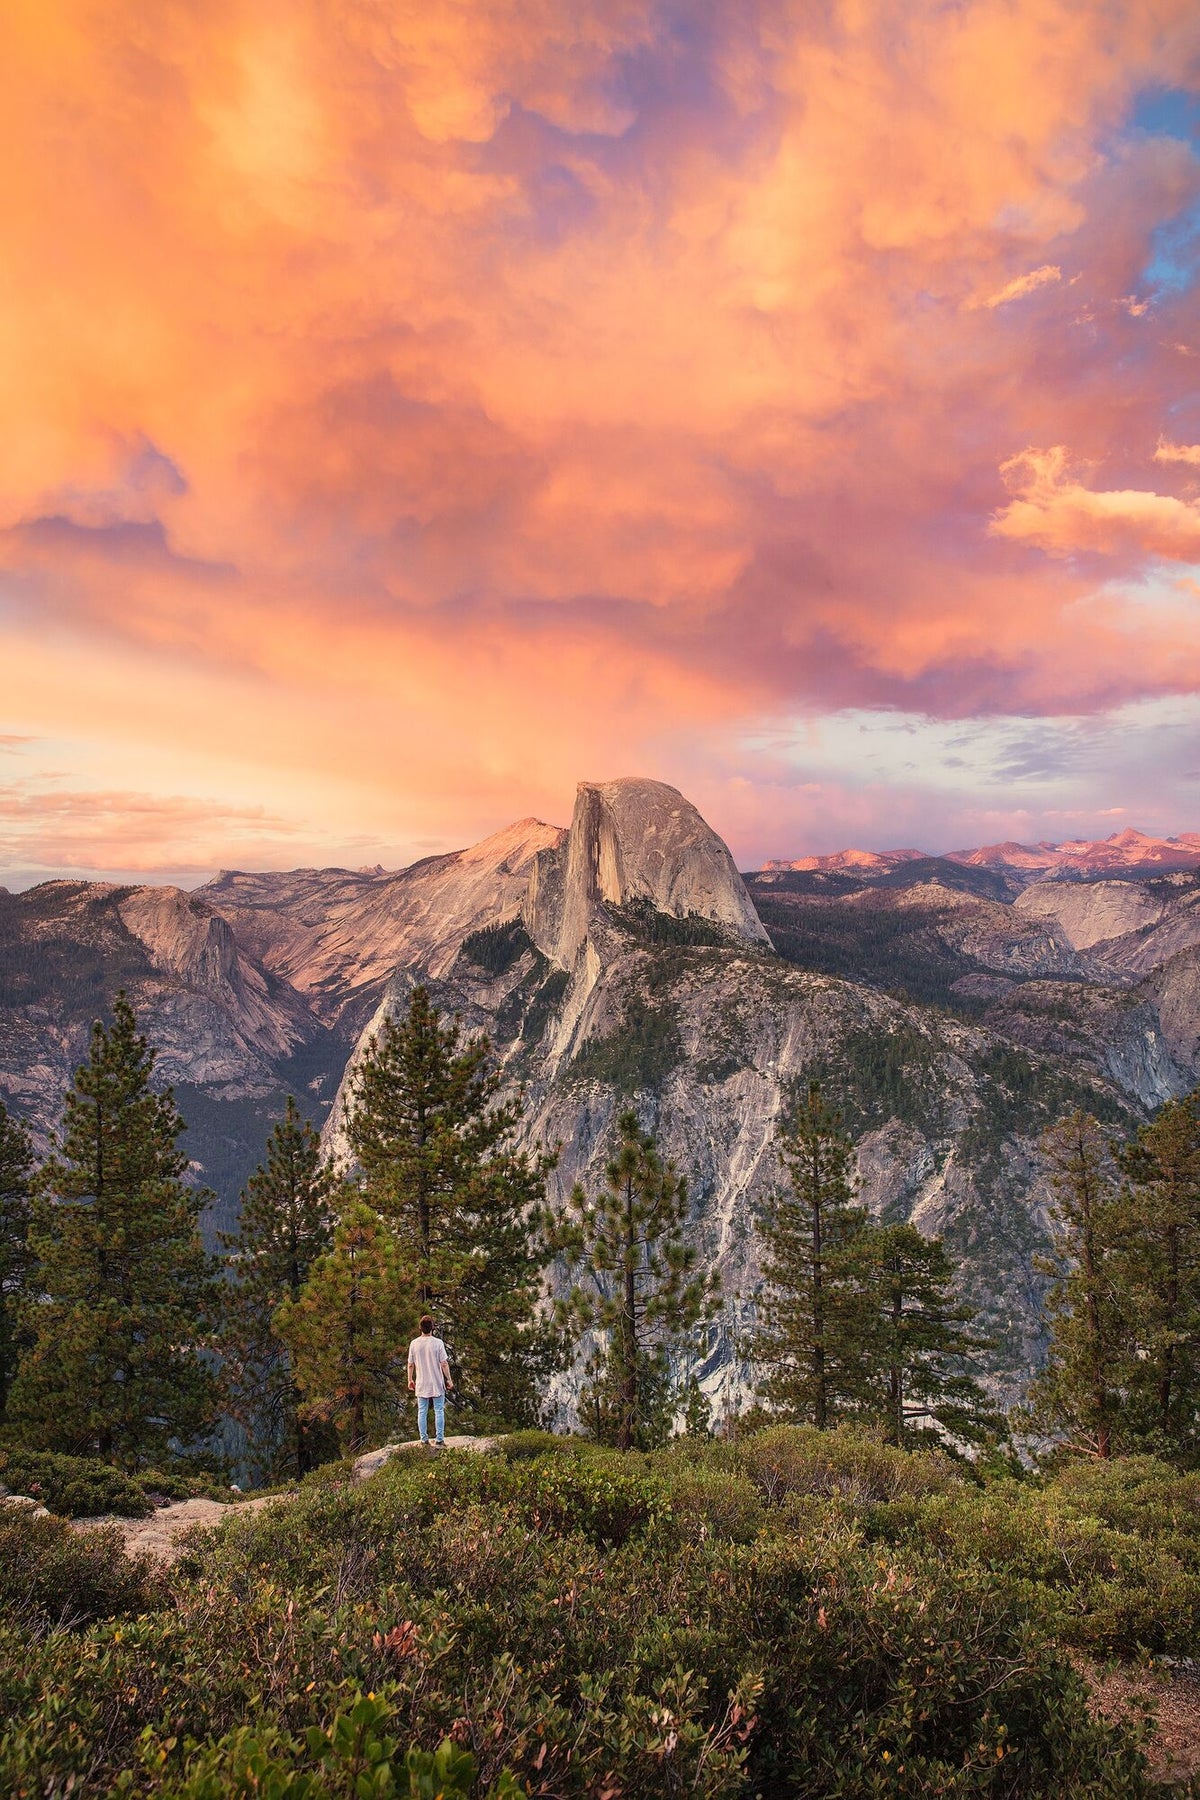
left=200, top=819, right=564, bottom=1030
left=541, top=779, right=770, bottom=968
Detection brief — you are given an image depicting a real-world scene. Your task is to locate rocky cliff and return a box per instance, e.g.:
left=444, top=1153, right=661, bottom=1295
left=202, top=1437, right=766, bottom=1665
left=4, top=785, right=1198, bottom=1414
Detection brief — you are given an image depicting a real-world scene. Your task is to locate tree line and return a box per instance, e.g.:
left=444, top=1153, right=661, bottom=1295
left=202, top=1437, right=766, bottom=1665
left=1, top=986, right=1198, bottom=1476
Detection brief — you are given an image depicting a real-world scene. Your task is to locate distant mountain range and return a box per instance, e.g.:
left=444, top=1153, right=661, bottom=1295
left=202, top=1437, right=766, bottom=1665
left=764, top=827, right=1200, bottom=887
left=3, top=788, right=1200, bottom=1415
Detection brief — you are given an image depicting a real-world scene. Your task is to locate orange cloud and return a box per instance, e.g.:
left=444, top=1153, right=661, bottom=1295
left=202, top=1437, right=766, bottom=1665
left=991, top=447, right=1200, bottom=560
left=0, top=0, right=1198, bottom=873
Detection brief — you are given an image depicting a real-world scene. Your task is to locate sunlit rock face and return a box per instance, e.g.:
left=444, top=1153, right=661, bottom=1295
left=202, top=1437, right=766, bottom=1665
left=543, top=778, right=771, bottom=968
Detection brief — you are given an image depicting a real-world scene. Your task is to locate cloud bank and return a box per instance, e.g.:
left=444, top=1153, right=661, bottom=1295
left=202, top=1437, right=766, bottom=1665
left=1, top=0, right=1198, bottom=873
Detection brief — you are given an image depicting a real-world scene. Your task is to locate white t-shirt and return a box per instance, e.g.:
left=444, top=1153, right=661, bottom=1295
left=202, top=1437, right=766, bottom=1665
left=408, top=1334, right=449, bottom=1397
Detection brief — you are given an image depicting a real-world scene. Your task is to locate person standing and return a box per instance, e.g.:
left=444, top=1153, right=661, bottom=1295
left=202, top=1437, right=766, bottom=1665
left=407, top=1314, right=453, bottom=1447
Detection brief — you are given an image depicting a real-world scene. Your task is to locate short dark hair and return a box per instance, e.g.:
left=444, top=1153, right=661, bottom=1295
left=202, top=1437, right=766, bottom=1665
left=419, top=1314, right=434, bottom=1334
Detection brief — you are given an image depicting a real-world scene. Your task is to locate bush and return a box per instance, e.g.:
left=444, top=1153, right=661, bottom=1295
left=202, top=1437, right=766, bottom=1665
left=0, top=1511, right=153, bottom=1631
left=491, top=1430, right=579, bottom=1462
left=0, top=1447, right=229, bottom=1518
left=0, top=1442, right=1176, bottom=1797
left=0, top=1447, right=151, bottom=1518
left=738, top=1424, right=961, bottom=1507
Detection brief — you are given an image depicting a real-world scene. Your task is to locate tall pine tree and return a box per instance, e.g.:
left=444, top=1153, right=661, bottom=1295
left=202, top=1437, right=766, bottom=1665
left=867, top=1223, right=1000, bottom=1449
left=9, top=995, right=219, bottom=1466
left=1026, top=1111, right=1126, bottom=1459
left=755, top=1081, right=875, bottom=1428
left=549, top=1110, right=719, bottom=1450
left=275, top=1200, right=410, bottom=1455
left=1118, top=1093, right=1200, bottom=1461
left=0, top=1099, right=35, bottom=1420
left=346, top=985, right=556, bottom=1429
left=220, top=1097, right=339, bottom=1480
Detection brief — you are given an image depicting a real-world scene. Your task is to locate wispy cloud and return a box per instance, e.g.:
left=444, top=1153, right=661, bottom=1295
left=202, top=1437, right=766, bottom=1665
left=973, top=264, right=1063, bottom=309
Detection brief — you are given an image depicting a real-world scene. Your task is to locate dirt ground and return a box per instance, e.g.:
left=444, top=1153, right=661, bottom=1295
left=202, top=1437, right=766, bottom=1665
left=1082, top=1659, right=1200, bottom=1788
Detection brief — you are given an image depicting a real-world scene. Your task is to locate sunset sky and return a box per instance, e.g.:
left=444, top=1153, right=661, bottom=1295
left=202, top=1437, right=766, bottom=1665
left=2, top=0, right=1199, bottom=884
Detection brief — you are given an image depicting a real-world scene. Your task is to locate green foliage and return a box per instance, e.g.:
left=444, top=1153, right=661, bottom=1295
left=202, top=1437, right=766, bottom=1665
left=276, top=1201, right=412, bottom=1455
left=0, top=885, right=154, bottom=1010
left=8, top=993, right=220, bottom=1465
left=490, top=1428, right=577, bottom=1461
left=570, top=991, right=684, bottom=1092
left=606, top=899, right=729, bottom=947
left=0, top=1510, right=152, bottom=1631
left=0, top=1097, right=34, bottom=1418
left=806, top=1022, right=946, bottom=1135
left=0, top=1446, right=229, bottom=1518
left=155, top=1695, right=523, bottom=1800
left=346, top=986, right=558, bottom=1430
left=961, top=1045, right=1126, bottom=1174
left=0, top=1439, right=1164, bottom=1797
left=1025, top=1111, right=1125, bottom=1458
left=459, top=919, right=533, bottom=977
left=548, top=1111, right=720, bottom=1449
left=0, top=1445, right=148, bottom=1516
left=755, top=1082, right=877, bottom=1429
left=866, top=1222, right=1003, bottom=1449
left=751, top=889, right=995, bottom=1012
left=738, top=1423, right=960, bottom=1508
left=1115, top=1092, right=1200, bottom=1461
left=220, top=1097, right=340, bottom=1482
left=513, top=967, right=568, bottom=1049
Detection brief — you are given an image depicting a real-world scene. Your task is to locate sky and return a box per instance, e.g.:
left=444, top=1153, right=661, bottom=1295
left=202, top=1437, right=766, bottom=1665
left=1, top=0, right=1199, bottom=886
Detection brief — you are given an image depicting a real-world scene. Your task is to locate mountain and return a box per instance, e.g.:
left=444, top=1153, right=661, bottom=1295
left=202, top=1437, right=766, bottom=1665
left=765, top=828, right=1200, bottom=892
left=4, top=783, right=1199, bottom=1415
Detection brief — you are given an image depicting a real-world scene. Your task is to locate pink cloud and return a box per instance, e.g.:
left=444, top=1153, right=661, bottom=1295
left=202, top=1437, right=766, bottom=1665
left=0, top=0, right=1197, bottom=872
left=991, top=446, right=1200, bottom=560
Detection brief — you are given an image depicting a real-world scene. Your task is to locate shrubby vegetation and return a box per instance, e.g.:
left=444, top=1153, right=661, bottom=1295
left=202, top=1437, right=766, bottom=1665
left=3, top=1431, right=1194, bottom=1796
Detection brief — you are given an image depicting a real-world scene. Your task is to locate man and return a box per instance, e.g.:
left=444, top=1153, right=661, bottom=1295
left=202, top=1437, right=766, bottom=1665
left=407, top=1314, right=453, bottom=1447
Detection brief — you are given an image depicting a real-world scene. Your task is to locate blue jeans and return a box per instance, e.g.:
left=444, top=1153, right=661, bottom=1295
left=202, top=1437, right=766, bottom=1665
left=417, top=1394, right=445, bottom=1442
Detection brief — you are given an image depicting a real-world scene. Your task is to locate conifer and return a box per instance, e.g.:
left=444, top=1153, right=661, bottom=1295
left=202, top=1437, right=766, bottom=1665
left=1026, top=1110, right=1126, bottom=1458
left=755, top=1081, right=874, bottom=1428
left=867, top=1222, right=1000, bottom=1449
left=550, top=1109, right=719, bottom=1450
left=220, top=1097, right=338, bottom=1479
left=275, top=1200, right=410, bottom=1454
left=0, top=1099, right=35, bottom=1419
left=346, top=985, right=556, bottom=1429
left=8, top=995, right=219, bottom=1465
left=1118, top=1092, right=1200, bottom=1460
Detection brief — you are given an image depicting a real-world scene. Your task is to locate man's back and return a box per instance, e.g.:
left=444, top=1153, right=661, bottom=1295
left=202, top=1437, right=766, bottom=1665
left=408, top=1334, right=448, bottom=1397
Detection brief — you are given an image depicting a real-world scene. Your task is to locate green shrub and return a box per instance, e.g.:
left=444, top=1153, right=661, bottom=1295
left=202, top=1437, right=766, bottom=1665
left=0, top=1447, right=229, bottom=1518
left=0, top=1442, right=1177, bottom=1797
left=738, top=1424, right=961, bottom=1507
left=0, top=1512, right=152, bottom=1631
left=0, top=1447, right=151, bottom=1517
left=491, top=1429, right=579, bottom=1461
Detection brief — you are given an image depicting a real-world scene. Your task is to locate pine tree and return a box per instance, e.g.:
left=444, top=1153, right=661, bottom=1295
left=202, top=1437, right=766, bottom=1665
left=220, top=1097, right=339, bottom=1480
left=275, top=1200, right=410, bottom=1455
left=0, top=1099, right=35, bottom=1419
left=8, top=995, right=219, bottom=1465
left=549, top=1110, right=719, bottom=1450
left=1118, top=1093, right=1200, bottom=1461
left=346, top=985, right=557, bottom=1429
left=867, top=1223, right=1000, bottom=1449
left=755, top=1081, right=874, bottom=1428
left=1025, top=1110, right=1126, bottom=1458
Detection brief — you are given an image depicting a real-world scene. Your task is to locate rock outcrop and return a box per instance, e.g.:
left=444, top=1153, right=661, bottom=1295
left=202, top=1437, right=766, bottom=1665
left=539, top=778, right=770, bottom=969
